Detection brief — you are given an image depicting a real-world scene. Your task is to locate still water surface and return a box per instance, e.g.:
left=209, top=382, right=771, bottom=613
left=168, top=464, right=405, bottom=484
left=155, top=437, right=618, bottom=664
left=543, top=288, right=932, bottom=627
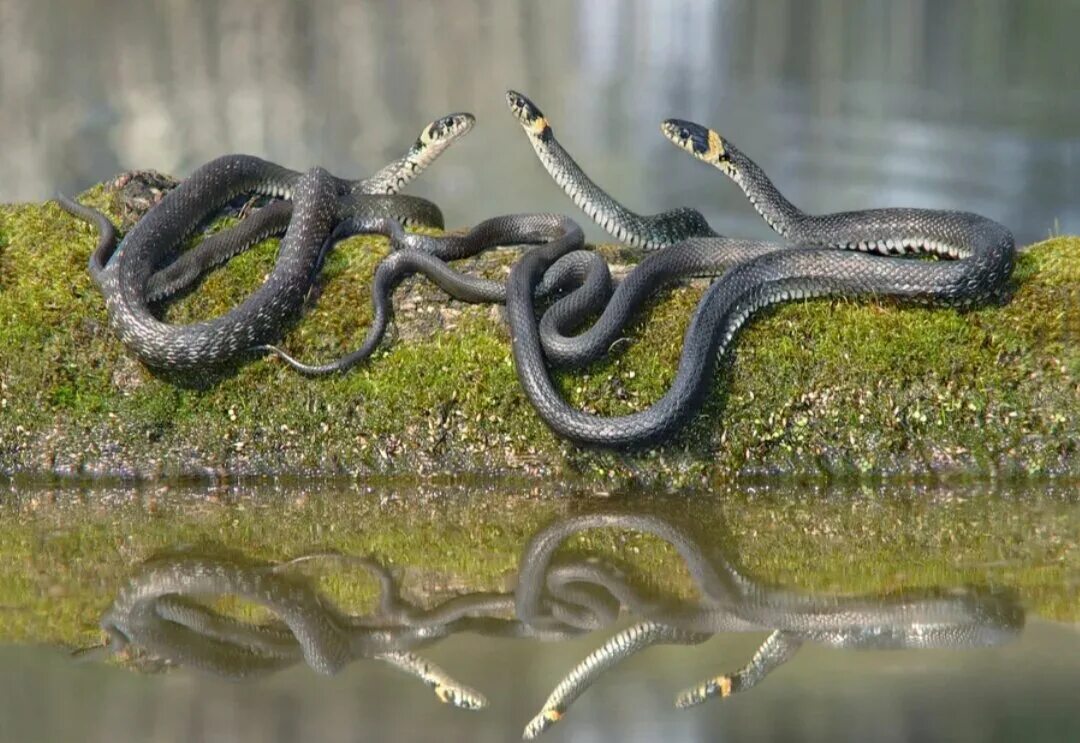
left=2, top=480, right=1077, bottom=741
left=1, top=0, right=1077, bottom=243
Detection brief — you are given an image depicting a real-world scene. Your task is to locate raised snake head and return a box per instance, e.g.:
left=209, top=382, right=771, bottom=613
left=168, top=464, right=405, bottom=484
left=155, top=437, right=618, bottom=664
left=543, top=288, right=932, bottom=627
left=505, top=90, right=552, bottom=139
left=661, top=119, right=734, bottom=176
left=419, top=112, right=476, bottom=147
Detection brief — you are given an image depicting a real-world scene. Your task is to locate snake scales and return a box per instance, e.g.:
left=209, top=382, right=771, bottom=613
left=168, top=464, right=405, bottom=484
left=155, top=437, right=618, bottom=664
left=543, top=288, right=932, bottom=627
left=56, top=113, right=474, bottom=370
left=501, top=91, right=1015, bottom=446
left=56, top=92, right=1015, bottom=448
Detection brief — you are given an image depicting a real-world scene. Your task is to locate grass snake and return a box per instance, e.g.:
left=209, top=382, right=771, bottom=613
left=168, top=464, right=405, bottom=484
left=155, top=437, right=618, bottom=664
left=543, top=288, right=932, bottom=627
left=503, top=91, right=1015, bottom=447
left=56, top=92, right=1017, bottom=451
left=56, top=113, right=475, bottom=370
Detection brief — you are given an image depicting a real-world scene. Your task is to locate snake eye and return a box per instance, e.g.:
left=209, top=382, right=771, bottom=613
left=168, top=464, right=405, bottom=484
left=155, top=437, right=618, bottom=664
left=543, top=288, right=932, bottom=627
left=679, top=128, right=691, bottom=141
left=442, top=116, right=455, bottom=128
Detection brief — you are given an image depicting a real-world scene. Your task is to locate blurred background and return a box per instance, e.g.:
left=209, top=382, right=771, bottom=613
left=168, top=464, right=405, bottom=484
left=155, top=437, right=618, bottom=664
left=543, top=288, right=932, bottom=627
left=0, top=0, right=1077, bottom=244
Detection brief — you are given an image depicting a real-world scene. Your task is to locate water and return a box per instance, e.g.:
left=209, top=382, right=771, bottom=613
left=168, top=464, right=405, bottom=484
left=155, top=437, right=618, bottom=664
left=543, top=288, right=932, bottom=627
left=1, top=480, right=1077, bottom=741
left=5, top=626, right=1079, bottom=741
left=1, top=0, right=1078, bottom=244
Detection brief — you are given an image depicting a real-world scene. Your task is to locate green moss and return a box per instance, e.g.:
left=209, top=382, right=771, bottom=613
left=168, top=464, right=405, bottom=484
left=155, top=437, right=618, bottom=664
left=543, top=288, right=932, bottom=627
left=1, top=481, right=1075, bottom=647
left=0, top=190, right=1077, bottom=482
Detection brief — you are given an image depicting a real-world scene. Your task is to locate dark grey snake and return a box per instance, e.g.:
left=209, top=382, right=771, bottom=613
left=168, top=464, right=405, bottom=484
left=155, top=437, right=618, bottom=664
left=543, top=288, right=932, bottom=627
left=503, top=90, right=1016, bottom=447
left=504, top=93, right=717, bottom=251
left=259, top=213, right=611, bottom=375
left=56, top=93, right=1015, bottom=454
left=56, top=113, right=474, bottom=370
left=514, top=513, right=1024, bottom=738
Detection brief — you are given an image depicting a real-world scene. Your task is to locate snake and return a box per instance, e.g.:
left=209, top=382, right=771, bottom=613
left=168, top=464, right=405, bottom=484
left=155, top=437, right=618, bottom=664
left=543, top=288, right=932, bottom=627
left=260, top=212, right=614, bottom=375
left=258, top=92, right=765, bottom=377
left=503, top=90, right=1016, bottom=447
left=55, top=113, right=474, bottom=370
left=505, top=90, right=717, bottom=250
left=515, top=513, right=1024, bottom=737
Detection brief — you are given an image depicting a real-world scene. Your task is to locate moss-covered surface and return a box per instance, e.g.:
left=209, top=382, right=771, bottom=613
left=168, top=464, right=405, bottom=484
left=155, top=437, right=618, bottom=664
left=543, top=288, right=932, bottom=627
left=1, top=480, right=1076, bottom=648
left=0, top=183, right=1077, bottom=483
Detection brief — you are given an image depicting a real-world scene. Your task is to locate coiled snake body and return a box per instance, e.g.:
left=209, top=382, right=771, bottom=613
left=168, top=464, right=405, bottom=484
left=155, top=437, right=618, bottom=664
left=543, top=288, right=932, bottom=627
left=260, top=212, right=612, bottom=375
left=58, top=92, right=1017, bottom=450
left=504, top=91, right=1015, bottom=447
left=57, top=113, right=475, bottom=370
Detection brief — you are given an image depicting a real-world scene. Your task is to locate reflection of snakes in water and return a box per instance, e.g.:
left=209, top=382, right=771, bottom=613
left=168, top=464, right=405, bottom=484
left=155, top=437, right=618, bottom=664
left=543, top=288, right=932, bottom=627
left=515, top=513, right=1024, bottom=738
left=504, top=90, right=1015, bottom=447
left=95, top=546, right=645, bottom=711
left=89, top=513, right=1023, bottom=734
left=56, top=113, right=473, bottom=370
left=99, top=553, right=490, bottom=709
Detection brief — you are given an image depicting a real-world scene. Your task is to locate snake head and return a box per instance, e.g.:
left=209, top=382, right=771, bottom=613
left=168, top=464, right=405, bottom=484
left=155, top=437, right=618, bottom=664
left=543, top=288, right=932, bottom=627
left=505, top=90, right=552, bottom=140
left=661, top=119, right=733, bottom=173
left=420, top=112, right=476, bottom=146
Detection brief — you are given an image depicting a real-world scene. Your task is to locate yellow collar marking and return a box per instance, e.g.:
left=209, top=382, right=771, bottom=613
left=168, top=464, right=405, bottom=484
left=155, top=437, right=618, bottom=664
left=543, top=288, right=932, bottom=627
left=708, top=130, right=726, bottom=160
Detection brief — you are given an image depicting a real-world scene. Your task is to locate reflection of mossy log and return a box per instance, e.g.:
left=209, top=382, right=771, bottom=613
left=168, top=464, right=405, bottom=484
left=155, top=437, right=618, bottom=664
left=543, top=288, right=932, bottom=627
left=1, top=177, right=1077, bottom=482
left=2, top=482, right=1077, bottom=647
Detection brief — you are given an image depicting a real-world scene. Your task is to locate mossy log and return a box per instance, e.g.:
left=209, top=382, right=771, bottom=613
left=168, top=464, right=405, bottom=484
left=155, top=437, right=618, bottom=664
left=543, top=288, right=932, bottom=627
left=1, top=175, right=1077, bottom=484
